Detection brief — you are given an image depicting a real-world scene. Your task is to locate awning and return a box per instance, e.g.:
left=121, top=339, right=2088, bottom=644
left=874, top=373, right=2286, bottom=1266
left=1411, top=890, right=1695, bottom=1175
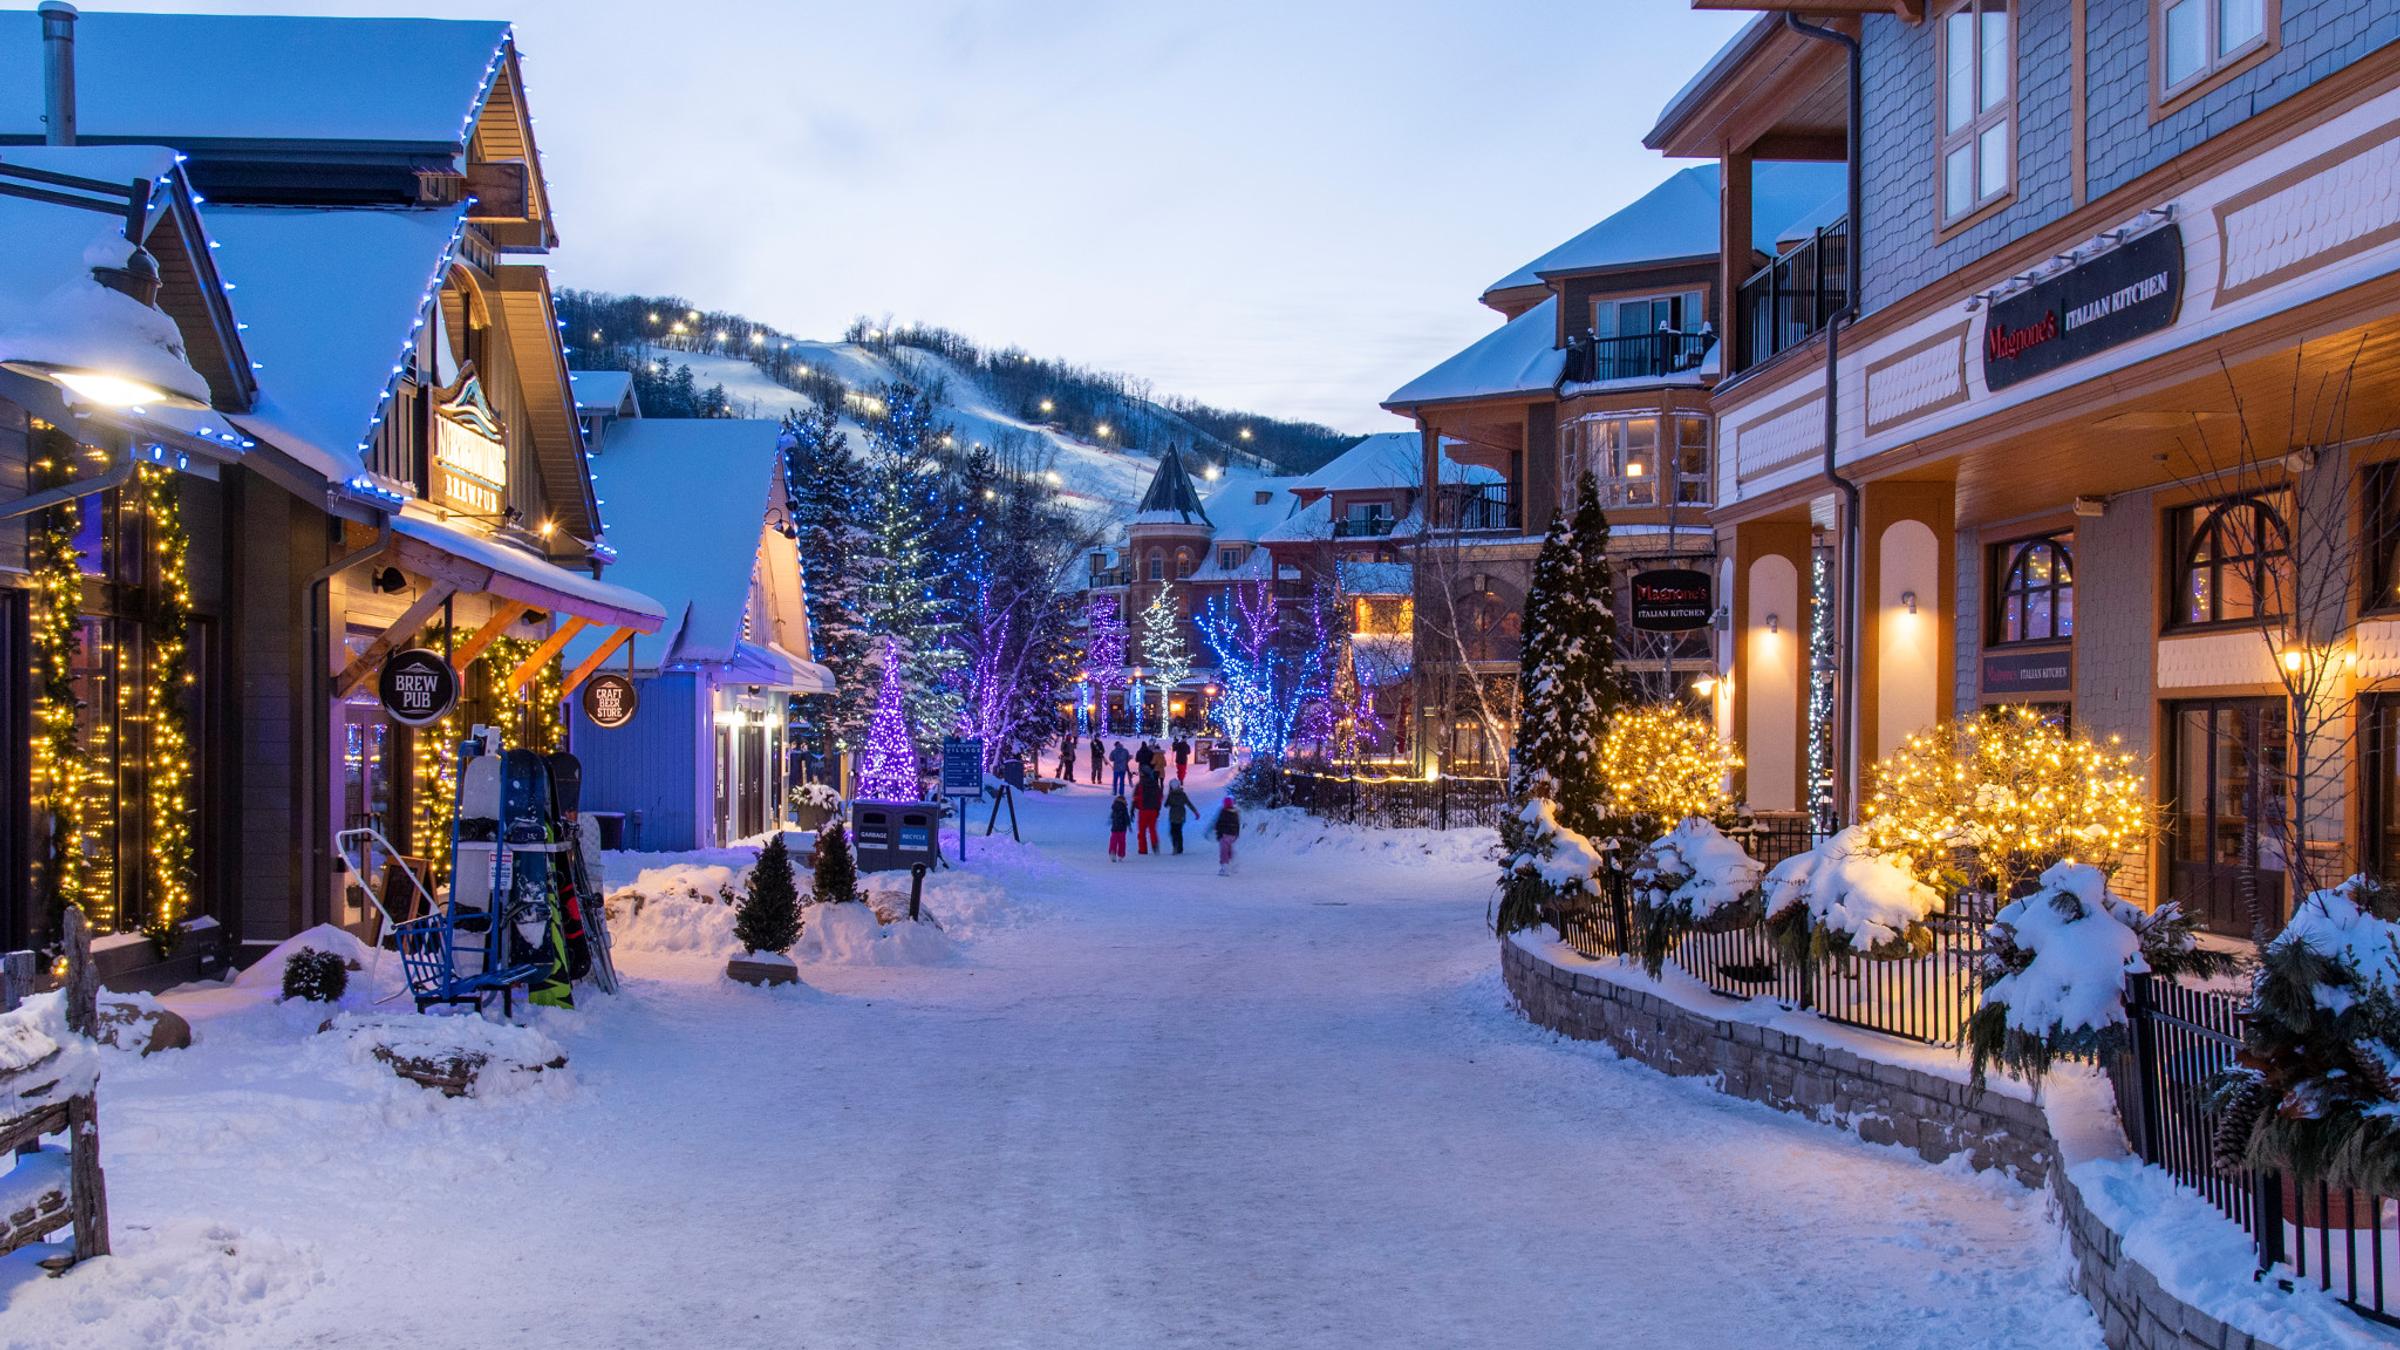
left=719, top=640, right=835, bottom=695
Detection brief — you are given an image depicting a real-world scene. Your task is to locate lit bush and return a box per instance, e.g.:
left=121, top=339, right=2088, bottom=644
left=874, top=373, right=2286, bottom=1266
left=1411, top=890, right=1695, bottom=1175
left=1595, top=705, right=1739, bottom=840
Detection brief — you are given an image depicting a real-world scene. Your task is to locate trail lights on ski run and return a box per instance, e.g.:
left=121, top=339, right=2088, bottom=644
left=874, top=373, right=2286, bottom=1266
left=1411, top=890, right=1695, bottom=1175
left=1858, top=707, right=2153, bottom=899
left=1238, top=428, right=1253, bottom=441
left=1039, top=399, right=1054, bottom=413
left=1595, top=705, right=1740, bottom=829
left=1095, top=423, right=1111, bottom=438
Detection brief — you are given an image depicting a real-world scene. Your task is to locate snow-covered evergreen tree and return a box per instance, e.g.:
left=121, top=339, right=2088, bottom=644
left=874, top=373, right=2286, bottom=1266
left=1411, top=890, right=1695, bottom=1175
left=861, top=380, right=968, bottom=745
left=1507, top=473, right=1625, bottom=837
left=1139, top=581, right=1194, bottom=737
left=783, top=406, right=875, bottom=745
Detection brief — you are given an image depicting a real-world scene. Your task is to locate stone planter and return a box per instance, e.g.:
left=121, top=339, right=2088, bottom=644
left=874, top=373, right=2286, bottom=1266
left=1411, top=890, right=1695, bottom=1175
left=727, top=953, right=800, bottom=987
left=793, top=803, right=837, bottom=833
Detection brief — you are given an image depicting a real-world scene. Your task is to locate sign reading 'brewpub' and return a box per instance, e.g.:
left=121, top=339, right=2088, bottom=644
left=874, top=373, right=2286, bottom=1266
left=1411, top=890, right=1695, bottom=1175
left=1981, top=223, right=2183, bottom=391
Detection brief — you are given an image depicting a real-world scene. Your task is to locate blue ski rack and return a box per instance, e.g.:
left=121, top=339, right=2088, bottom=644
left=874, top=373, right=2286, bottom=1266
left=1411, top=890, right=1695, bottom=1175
left=393, top=735, right=555, bottom=1015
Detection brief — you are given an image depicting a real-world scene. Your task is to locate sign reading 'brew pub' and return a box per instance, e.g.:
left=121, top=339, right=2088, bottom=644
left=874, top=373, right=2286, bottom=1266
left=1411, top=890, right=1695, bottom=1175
left=1982, top=223, right=2183, bottom=391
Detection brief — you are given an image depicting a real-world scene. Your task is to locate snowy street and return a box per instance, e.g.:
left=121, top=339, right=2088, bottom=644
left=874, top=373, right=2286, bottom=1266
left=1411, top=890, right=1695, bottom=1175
left=1, top=772, right=2097, bottom=1348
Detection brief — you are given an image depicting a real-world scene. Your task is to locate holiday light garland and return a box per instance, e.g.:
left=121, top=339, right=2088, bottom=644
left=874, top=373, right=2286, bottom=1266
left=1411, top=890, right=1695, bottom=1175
left=1860, top=706, right=2152, bottom=899
left=26, top=426, right=94, bottom=932
left=857, top=636, right=923, bottom=801
left=132, top=464, right=195, bottom=948
left=1595, top=704, right=1740, bottom=836
left=408, top=623, right=565, bottom=890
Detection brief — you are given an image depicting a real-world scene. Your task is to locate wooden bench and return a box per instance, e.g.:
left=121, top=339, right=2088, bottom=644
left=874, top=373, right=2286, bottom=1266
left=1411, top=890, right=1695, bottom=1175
left=0, top=911, right=112, bottom=1273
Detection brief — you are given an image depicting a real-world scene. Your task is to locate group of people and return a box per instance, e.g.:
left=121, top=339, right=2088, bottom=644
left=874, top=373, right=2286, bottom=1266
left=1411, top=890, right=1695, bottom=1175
left=1063, top=731, right=1242, bottom=874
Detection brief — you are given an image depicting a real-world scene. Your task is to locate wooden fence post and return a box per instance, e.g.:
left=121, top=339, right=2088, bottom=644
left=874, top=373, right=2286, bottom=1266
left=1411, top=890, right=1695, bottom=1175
left=0, top=950, right=33, bottom=1014
left=62, top=908, right=96, bottom=1039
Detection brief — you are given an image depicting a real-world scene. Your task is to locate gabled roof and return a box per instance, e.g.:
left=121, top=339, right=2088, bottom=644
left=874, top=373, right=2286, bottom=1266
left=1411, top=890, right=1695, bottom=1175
left=1482, top=161, right=1846, bottom=297
left=1133, top=443, right=1211, bottom=527
left=208, top=204, right=469, bottom=490
left=569, top=369, right=637, bottom=418
left=1197, top=476, right=1301, bottom=544
left=571, top=418, right=786, bottom=669
left=0, top=13, right=511, bottom=151
left=1383, top=296, right=1567, bottom=411
left=1295, top=432, right=1423, bottom=497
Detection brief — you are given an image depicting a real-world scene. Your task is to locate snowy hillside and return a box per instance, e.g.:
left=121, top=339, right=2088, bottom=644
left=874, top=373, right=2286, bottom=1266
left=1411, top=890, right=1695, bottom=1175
left=651, top=346, right=1270, bottom=518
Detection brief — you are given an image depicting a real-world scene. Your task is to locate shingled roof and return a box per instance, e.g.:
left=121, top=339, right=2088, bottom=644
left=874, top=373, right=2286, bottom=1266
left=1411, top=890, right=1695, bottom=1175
left=1132, top=444, right=1212, bottom=527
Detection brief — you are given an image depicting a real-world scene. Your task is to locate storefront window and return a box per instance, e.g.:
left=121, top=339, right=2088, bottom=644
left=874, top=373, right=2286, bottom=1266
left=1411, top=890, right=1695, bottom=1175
left=1992, top=534, right=2073, bottom=644
left=1561, top=412, right=1711, bottom=510
left=2176, top=491, right=2289, bottom=626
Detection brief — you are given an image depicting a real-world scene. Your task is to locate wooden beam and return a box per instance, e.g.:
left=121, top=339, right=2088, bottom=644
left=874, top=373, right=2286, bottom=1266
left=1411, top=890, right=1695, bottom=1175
left=331, top=582, right=459, bottom=700
left=560, top=627, right=635, bottom=698
left=1749, top=131, right=1851, bottom=161
left=503, top=615, right=587, bottom=695
left=450, top=600, right=533, bottom=676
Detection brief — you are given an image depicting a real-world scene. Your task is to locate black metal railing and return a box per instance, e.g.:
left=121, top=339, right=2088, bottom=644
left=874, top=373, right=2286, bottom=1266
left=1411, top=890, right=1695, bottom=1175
left=1737, top=216, right=1850, bottom=371
left=1275, top=770, right=1507, bottom=832
left=2109, top=974, right=2398, bottom=1326
left=1333, top=515, right=1396, bottom=538
left=1563, top=328, right=1717, bottom=384
left=1435, top=484, right=1520, bottom=534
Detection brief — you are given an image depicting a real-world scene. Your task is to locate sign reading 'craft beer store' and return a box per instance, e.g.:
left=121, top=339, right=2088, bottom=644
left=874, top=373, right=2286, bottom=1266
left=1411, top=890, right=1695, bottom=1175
left=1629, top=568, right=1712, bottom=632
left=1981, top=223, right=2183, bottom=391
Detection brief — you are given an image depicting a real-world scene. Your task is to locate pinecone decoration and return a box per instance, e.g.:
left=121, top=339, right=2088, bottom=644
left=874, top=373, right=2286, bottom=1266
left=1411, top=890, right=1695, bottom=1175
left=2342, top=1039, right=2400, bottom=1104
left=2211, top=1063, right=2270, bottom=1175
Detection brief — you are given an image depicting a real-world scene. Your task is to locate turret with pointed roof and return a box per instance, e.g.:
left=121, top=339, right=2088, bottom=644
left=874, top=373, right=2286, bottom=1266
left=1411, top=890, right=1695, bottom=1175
left=1132, top=444, right=1212, bottom=527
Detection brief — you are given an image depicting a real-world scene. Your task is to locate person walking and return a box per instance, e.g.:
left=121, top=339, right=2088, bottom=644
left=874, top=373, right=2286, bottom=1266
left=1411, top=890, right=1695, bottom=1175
left=1135, top=740, right=1156, bottom=777
left=1165, top=779, right=1193, bottom=854
left=1108, top=740, right=1132, bottom=795
left=1210, top=796, right=1242, bottom=875
left=1171, top=736, right=1191, bottom=782
left=1088, top=735, right=1105, bottom=784
left=1058, top=729, right=1078, bottom=783
left=1107, top=794, right=1131, bottom=861
left=1134, top=769, right=1163, bottom=855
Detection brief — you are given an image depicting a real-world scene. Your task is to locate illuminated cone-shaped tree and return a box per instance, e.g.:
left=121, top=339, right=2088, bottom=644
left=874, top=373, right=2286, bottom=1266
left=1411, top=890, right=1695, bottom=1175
left=1140, top=581, right=1194, bottom=737
left=856, top=638, right=924, bottom=802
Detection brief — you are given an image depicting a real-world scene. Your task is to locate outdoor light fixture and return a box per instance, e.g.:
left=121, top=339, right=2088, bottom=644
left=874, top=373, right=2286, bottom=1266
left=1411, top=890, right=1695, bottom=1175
left=1902, top=590, right=1919, bottom=615
left=1692, top=674, right=1718, bottom=696
left=38, top=367, right=179, bottom=408
left=2282, top=647, right=2307, bottom=673
left=1765, top=613, right=1780, bottom=635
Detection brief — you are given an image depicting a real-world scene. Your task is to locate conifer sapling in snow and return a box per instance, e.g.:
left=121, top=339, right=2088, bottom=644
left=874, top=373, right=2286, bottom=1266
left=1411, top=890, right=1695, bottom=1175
left=812, top=819, right=862, bottom=905
left=735, top=832, right=803, bottom=955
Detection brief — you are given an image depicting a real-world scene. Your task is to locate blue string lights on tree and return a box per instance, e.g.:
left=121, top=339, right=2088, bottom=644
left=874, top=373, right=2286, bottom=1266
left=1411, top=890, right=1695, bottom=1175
left=857, top=637, right=924, bottom=802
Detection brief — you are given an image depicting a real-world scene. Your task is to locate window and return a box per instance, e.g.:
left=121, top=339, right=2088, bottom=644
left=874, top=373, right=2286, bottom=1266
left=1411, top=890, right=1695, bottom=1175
left=1147, top=550, right=1165, bottom=582
left=1218, top=545, right=1242, bottom=571
left=2157, top=0, right=2273, bottom=100
left=1593, top=290, right=1706, bottom=339
left=1253, top=490, right=1273, bottom=506
left=1174, top=549, right=1192, bottom=580
left=1560, top=412, right=1712, bottom=510
left=1456, top=589, right=1523, bottom=663
left=1938, top=0, right=2014, bottom=226
left=2176, top=491, right=2289, bottom=626
left=1992, top=534, right=2073, bottom=644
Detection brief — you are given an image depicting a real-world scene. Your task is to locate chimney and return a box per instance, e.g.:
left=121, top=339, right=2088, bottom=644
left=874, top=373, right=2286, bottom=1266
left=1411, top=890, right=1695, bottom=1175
left=39, top=2, right=77, bottom=147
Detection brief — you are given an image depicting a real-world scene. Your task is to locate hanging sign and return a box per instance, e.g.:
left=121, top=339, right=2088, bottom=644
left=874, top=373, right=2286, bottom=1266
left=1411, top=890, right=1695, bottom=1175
left=1629, top=568, right=1713, bottom=632
left=581, top=672, right=640, bottom=729
left=1982, top=223, right=2182, bottom=391
left=378, top=647, right=459, bottom=726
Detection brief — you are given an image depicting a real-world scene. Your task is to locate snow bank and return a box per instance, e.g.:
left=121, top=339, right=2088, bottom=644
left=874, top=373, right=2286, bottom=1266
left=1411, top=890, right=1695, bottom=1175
left=1759, top=826, right=1941, bottom=951
left=863, top=868, right=1023, bottom=941
left=792, top=903, right=959, bottom=967
left=1245, top=805, right=1497, bottom=870
left=232, top=923, right=375, bottom=991
left=0, top=991, right=99, bottom=1106
left=1633, top=817, right=1760, bottom=918
left=311, top=1011, right=568, bottom=1101
left=609, top=891, right=740, bottom=957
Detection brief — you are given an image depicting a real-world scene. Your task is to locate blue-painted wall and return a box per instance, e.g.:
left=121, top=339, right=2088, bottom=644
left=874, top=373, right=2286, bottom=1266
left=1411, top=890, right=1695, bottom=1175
left=571, top=670, right=702, bottom=852
left=1855, top=0, right=2400, bottom=316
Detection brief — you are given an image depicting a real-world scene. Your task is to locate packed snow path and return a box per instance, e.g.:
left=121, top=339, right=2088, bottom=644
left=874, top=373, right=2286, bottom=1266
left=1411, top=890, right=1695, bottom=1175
left=2, top=771, right=2097, bottom=1348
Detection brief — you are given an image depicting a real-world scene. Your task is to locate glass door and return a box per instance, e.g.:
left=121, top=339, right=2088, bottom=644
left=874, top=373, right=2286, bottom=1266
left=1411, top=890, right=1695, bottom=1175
left=2169, top=698, right=2287, bottom=937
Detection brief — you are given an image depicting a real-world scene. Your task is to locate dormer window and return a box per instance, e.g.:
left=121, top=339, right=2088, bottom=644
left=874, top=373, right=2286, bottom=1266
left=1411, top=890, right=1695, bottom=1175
left=1219, top=546, right=1242, bottom=570
left=1254, top=490, right=1273, bottom=506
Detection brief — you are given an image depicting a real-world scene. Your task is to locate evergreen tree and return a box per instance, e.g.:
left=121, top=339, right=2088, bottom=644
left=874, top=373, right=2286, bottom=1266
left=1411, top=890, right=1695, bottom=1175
left=1506, top=473, right=1626, bottom=836
left=861, top=380, right=967, bottom=743
left=1139, top=581, right=1194, bottom=737
left=857, top=637, right=923, bottom=801
left=811, top=819, right=861, bottom=905
left=783, top=407, right=875, bottom=745
left=735, top=832, right=802, bottom=954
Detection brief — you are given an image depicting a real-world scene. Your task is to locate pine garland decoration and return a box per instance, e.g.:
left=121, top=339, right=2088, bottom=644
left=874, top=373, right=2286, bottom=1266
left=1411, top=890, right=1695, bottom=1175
left=26, top=426, right=94, bottom=934
left=133, top=464, right=197, bottom=951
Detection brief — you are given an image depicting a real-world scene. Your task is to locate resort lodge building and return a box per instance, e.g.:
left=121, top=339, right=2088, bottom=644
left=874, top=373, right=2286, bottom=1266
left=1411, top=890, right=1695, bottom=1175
left=1636, top=0, right=2400, bottom=935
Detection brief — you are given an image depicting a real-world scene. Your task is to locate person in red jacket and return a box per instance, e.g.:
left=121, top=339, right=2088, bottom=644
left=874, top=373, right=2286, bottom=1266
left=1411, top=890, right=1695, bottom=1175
left=1133, top=768, right=1164, bottom=855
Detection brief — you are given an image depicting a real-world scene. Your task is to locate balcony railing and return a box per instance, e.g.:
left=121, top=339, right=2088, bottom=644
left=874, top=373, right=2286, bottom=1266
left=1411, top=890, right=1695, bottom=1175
left=1434, top=484, right=1520, bottom=534
left=1088, top=568, right=1131, bottom=588
left=1333, top=515, right=1396, bottom=538
left=1737, top=215, right=1850, bottom=371
left=1562, top=328, right=1717, bottom=384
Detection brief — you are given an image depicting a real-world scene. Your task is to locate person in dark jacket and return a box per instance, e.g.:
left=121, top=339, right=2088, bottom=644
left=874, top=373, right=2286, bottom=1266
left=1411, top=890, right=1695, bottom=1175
left=1133, top=769, right=1164, bottom=855
left=1058, top=729, right=1078, bottom=783
left=1171, top=736, right=1191, bottom=782
left=1108, top=741, right=1132, bottom=795
left=1164, top=780, right=1193, bottom=854
left=1210, top=797, right=1241, bottom=875
left=1135, top=741, right=1156, bottom=776
left=1107, top=794, right=1130, bottom=861
left=1089, top=735, right=1105, bottom=783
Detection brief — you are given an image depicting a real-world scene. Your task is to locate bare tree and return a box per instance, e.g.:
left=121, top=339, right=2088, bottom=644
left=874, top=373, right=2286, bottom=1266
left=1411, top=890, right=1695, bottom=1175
left=1408, top=499, right=1518, bottom=778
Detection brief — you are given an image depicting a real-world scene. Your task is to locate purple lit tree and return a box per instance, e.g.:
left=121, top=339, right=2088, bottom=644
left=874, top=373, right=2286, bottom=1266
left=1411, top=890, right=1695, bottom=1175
left=856, top=637, right=924, bottom=801
left=1082, top=596, right=1129, bottom=733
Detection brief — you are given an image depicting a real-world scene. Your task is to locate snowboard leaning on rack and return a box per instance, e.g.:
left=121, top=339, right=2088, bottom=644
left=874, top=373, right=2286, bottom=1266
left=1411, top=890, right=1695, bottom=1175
left=450, top=745, right=505, bottom=980
left=547, top=751, right=619, bottom=995
left=498, top=749, right=576, bottom=1009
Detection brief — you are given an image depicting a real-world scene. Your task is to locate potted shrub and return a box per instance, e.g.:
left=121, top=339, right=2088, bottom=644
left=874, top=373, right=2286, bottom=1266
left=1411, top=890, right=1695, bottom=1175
left=1627, top=817, right=1762, bottom=977
left=727, top=833, right=803, bottom=987
left=793, top=781, right=843, bottom=833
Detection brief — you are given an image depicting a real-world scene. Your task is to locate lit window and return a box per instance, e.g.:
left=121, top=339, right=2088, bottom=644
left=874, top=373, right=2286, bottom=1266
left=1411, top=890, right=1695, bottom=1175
left=2177, top=492, right=2289, bottom=626
left=1992, top=534, right=2073, bottom=644
left=1559, top=412, right=1711, bottom=510
left=1938, top=0, right=2014, bottom=225
left=2157, top=0, right=2274, bottom=98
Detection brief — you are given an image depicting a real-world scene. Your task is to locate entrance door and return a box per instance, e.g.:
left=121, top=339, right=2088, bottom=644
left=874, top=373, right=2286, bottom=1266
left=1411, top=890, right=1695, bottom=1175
left=2169, top=698, right=2287, bottom=937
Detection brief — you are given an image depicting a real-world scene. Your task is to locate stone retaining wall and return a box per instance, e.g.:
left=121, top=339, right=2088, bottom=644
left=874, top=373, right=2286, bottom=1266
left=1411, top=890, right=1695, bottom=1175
left=1501, top=935, right=2283, bottom=1350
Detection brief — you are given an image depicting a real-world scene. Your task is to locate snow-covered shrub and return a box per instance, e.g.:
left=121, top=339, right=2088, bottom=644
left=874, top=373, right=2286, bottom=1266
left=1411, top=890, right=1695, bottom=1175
left=796, top=782, right=843, bottom=813
left=1627, top=818, right=1763, bottom=976
left=1494, top=797, right=1605, bottom=935
left=1967, top=862, right=2230, bottom=1090
left=1758, top=826, right=1944, bottom=965
left=2209, top=877, right=2400, bottom=1191
left=811, top=819, right=861, bottom=905
left=280, top=948, right=349, bottom=1003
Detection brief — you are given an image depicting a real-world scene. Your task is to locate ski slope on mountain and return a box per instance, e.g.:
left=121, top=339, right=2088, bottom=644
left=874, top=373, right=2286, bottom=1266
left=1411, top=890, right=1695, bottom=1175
left=655, top=346, right=1267, bottom=518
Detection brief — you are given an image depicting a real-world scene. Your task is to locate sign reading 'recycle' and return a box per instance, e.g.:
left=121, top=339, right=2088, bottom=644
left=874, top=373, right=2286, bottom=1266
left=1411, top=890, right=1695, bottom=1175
left=1981, top=223, right=2183, bottom=391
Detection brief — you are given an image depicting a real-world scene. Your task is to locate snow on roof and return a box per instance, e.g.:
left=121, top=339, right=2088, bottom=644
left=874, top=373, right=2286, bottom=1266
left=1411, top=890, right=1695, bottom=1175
left=1773, top=188, right=1849, bottom=254
left=1299, top=432, right=1422, bottom=494
left=0, top=146, right=211, bottom=408
left=0, top=13, right=510, bottom=149
left=1199, top=476, right=1301, bottom=543
left=1133, top=444, right=1211, bottom=526
left=1482, top=162, right=1847, bottom=296
left=1187, top=547, right=1273, bottom=585
left=569, top=369, right=635, bottom=416
left=570, top=418, right=784, bottom=669
left=1384, top=296, right=1566, bottom=410
left=1337, top=561, right=1412, bottom=595
left=210, top=205, right=468, bottom=487
left=1259, top=496, right=1333, bottom=544
left=388, top=511, right=664, bottom=626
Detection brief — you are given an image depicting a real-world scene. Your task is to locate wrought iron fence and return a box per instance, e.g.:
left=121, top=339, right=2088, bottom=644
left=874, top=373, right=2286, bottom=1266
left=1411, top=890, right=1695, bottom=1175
left=1562, top=328, right=1716, bottom=384
left=1737, top=216, right=1850, bottom=371
left=1276, top=771, right=1507, bottom=832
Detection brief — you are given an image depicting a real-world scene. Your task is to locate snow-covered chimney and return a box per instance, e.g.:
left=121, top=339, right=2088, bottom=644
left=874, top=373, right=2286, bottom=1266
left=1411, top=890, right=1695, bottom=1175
left=40, top=2, right=77, bottom=148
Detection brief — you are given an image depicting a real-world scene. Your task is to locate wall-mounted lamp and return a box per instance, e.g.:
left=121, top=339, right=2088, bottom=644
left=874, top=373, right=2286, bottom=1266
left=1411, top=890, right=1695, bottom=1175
left=1765, top=614, right=1780, bottom=635
left=1901, top=591, right=1919, bottom=616
left=2281, top=646, right=2307, bottom=673
left=1692, top=674, right=1718, bottom=696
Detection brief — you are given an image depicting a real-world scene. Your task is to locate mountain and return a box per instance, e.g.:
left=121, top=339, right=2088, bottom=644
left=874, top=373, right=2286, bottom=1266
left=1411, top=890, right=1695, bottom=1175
left=557, top=291, right=1359, bottom=517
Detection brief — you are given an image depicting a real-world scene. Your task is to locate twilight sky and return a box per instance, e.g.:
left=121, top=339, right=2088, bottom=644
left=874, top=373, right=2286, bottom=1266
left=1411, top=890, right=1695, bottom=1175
left=56, top=0, right=1748, bottom=431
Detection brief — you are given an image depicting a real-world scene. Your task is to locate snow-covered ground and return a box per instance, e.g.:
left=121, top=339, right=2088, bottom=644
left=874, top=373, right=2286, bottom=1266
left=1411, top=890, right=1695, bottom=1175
left=0, top=768, right=2100, bottom=1348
